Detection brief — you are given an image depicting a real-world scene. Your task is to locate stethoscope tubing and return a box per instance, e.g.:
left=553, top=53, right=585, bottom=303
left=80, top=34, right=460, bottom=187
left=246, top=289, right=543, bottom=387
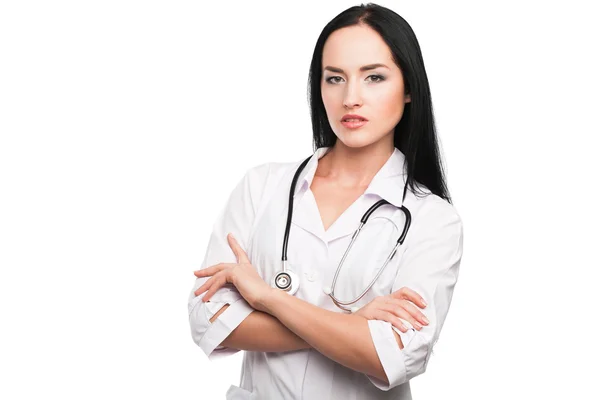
left=326, top=203, right=411, bottom=312
left=274, top=153, right=411, bottom=313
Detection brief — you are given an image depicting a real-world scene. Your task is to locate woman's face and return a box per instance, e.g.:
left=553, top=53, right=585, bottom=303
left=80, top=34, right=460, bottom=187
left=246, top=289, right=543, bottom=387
left=321, top=24, right=411, bottom=149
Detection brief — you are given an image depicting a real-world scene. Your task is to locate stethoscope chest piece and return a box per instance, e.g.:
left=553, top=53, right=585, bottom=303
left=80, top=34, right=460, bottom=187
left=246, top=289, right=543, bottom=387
left=271, top=269, right=300, bottom=296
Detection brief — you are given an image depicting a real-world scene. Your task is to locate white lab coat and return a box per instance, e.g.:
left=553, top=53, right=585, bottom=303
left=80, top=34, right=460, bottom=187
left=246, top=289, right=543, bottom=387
left=188, top=146, right=464, bottom=399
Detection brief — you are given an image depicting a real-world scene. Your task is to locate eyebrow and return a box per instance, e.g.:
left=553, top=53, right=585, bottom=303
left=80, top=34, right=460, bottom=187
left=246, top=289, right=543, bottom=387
left=323, top=63, right=390, bottom=73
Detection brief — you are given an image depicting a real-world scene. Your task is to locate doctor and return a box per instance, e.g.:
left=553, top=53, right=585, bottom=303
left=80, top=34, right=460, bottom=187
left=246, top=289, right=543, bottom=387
left=188, top=3, right=463, bottom=399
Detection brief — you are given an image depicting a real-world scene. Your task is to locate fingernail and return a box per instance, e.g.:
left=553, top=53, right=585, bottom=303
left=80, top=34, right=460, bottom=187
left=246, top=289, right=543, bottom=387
left=422, top=299, right=427, bottom=306
left=414, top=322, right=422, bottom=329
left=423, top=316, right=430, bottom=324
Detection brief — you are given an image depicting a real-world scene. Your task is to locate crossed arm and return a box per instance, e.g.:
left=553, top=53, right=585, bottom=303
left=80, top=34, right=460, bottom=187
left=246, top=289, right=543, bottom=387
left=191, top=167, right=463, bottom=388
left=209, top=295, right=403, bottom=384
left=210, top=304, right=312, bottom=351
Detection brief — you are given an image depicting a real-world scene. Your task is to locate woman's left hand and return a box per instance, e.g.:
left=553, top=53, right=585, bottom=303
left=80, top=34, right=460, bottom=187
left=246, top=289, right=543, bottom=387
left=193, top=233, right=274, bottom=313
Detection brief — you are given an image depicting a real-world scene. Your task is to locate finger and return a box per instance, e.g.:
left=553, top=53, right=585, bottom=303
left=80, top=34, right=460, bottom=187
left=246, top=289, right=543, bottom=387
left=194, top=263, right=231, bottom=278
left=194, top=264, right=235, bottom=296
left=389, top=302, right=424, bottom=330
left=388, top=298, right=430, bottom=326
left=380, top=301, right=422, bottom=330
left=376, top=310, right=408, bottom=332
left=391, top=287, right=427, bottom=308
left=227, top=233, right=250, bottom=264
left=202, top=272, right=229, bottom=302
left=194, top=276, right=214, bottom=297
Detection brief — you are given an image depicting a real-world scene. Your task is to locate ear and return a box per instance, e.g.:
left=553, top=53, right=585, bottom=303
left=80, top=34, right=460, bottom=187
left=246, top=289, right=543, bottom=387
left=405, top=93, right=411, bottom=103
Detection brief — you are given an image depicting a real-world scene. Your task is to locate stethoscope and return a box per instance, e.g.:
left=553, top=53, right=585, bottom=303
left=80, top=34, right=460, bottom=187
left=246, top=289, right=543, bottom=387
left=270, top=154, right=412, bottom=313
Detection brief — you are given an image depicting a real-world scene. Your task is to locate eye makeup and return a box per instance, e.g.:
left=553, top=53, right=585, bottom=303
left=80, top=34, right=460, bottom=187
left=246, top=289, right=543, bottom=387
left=324, top=74, right=386, bottom=84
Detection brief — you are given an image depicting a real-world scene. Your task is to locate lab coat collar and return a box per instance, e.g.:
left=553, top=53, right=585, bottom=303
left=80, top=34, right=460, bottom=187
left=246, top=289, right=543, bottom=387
left=290, top=146, right=408, bottom=242
left=293, top=146, right=408, bottom=208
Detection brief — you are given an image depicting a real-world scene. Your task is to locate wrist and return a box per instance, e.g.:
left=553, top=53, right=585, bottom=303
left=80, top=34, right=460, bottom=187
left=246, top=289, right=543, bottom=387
left=257, top=287, right=283, bottom=315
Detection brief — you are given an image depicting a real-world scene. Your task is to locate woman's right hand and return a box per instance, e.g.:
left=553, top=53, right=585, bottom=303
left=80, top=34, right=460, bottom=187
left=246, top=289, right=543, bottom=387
left=354, top=287, right=429, bottom=333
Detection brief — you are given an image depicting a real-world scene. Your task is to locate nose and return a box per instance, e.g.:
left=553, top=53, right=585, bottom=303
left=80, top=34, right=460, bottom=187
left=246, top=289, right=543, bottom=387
left=343, top=79, right=363, bottom=109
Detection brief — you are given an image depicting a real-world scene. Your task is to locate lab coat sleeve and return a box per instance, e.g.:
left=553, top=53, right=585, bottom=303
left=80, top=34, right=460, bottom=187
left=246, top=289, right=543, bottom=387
left=187, top=163, right=270, bottom=361
left=365, top=196, right=464, bottom=390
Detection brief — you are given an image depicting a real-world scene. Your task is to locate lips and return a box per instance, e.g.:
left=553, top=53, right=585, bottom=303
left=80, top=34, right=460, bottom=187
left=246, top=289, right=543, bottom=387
left=341, top=114, right=368, bottom=122
left=340, top=119, right=368, bottom=129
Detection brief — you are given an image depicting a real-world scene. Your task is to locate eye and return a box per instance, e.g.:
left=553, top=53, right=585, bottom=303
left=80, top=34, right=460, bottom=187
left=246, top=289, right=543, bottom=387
left=367, top=74, right=385, bottom=82
left=324, top=75, right=386, bottom=84
left=325, top=76, right=343, bottom=84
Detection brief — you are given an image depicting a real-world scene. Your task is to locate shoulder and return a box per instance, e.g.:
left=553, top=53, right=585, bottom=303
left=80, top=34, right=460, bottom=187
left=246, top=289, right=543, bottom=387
left=236, top=157, right=306, bottom=209
left=242, top=157, right=307, bottom=190
left=415, top=192, right=461, bottom=224
left=406, top=186, right=463, bottom=247
left=406, top=181, right=461, bottom=222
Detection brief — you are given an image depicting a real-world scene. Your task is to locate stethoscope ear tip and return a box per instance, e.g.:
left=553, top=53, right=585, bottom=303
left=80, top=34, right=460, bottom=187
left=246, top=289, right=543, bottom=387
left=350, top=306, right=359, bottom=314
left=323, top=286, right=332, bottom=295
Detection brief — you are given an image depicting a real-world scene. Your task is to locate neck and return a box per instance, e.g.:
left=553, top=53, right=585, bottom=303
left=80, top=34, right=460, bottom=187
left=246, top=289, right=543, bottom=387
left=316, top=140, right=394, bottom=188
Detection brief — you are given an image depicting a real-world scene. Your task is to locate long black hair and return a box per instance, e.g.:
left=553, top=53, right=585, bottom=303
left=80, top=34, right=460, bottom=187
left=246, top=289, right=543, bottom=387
left=307, top=2, right=451, bottom=203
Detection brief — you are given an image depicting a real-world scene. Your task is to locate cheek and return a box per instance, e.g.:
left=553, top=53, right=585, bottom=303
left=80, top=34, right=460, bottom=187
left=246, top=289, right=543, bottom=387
left=321, top=89, right=341, bottom=128
left=369, top=86, right=405, bottom=121
left=321, top=87, right=336, bottom=112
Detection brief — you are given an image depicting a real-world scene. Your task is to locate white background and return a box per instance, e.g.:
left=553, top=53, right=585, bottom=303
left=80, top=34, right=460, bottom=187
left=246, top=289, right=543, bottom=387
left=1, top=1, right=598, bottom=399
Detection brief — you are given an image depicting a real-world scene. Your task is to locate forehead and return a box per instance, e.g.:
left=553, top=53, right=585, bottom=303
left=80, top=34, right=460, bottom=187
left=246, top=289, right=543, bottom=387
left=322, top=24, right=394, bottom=68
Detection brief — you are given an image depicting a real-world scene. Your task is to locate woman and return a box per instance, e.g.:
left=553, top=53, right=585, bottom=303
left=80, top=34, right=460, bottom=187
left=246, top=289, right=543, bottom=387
left=188, top=3, right=463, bottom=399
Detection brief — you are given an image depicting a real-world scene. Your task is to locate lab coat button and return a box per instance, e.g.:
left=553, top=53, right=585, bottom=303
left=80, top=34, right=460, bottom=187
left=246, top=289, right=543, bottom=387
left=305, top=271, right=316, bottom=282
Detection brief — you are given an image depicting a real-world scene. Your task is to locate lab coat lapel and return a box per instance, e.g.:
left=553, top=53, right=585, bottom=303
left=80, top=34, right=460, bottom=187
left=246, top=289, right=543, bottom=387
left=363, top=147, right=407, bottom=209
left=291, top=188, right=326, bottom=241
left=323, top=147, right=408, bottom=243
left=289, top=147, right=331, bottom=242
left=321, top=179, right=407, bottom=243
left=322, top=197, right=368, bottom=243
left=363, top=173, right=407, bottom=208
left=288, top=146, right=407, bottom=243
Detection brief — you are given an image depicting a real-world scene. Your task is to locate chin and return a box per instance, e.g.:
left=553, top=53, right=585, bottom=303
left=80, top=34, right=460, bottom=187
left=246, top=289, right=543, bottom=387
left=334, top=131, right=384, bottom=149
